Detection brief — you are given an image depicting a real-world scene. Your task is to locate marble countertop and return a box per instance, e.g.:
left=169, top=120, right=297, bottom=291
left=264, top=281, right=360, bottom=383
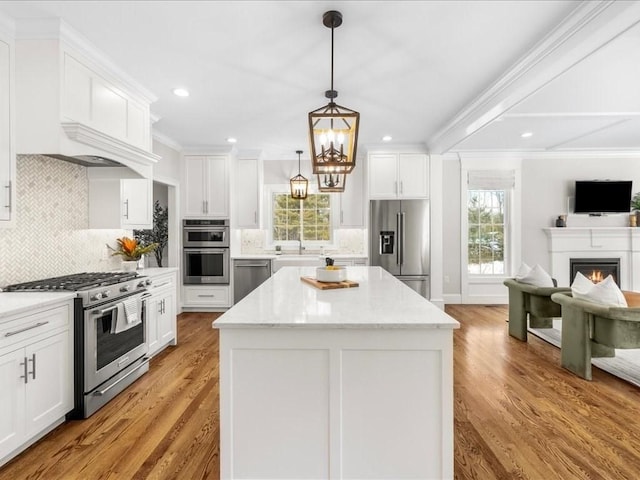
left=213, top=266, right=459, bottom=330
left=0, top=292, right=77, bottom=319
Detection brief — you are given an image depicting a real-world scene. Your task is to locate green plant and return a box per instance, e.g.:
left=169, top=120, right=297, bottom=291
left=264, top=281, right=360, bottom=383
left=631, top=192, right=640, bottom=212
left=134, top=201, right=169, bottom=267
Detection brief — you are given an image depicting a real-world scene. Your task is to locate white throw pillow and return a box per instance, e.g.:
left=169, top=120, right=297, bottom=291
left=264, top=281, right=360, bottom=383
left=571, top=272, right=627, bottom=307
left=517, top=264, right=554, bottom=288
left=515, top=262, right=532, bottom=280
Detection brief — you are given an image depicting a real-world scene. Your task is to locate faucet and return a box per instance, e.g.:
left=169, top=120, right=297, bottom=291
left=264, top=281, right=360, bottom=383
left=298, top=238, right=304, bottom=255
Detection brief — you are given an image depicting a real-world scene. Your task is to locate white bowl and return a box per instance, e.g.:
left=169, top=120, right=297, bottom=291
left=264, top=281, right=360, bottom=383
left=316, top=266, right=347, bottom=283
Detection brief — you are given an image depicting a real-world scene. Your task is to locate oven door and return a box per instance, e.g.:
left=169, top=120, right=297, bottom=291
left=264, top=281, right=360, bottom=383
left=183, top=248, right=230, bottom=284
left=183, top=226, right=229, bottom=248
left=84, top=291, right=149, bottom=393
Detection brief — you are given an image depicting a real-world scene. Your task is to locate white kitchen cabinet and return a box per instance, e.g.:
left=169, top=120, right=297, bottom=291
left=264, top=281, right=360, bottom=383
left=88, top=171, right=152, bottom=229
left=182, top=285, right=230, bottom=310
left=332, top=257, right=368, bottom=267
left=183, top=155, right=229, bottom=218
left=0, top=33, right=15, bottom=226
left=0, top=301, right=73, bottom=467
left=145, top=271, right=177, bottom=357
left=235, top=157, right=260, bottom=228
left=368, top=153, right=429, bottom=199
left=339, top=163, right=365, bottom=228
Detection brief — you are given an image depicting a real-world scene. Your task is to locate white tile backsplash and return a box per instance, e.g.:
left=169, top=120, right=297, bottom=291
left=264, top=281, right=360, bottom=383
left=0, top=155, right=130, bottom=288
left=239, top=228, right=366, bottom=255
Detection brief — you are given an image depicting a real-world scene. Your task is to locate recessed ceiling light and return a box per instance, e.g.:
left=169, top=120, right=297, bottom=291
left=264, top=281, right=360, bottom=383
left=173, top=88, right=189, bottom=97
left=226, top=137, right=237, bottom=144
left=521, top=131, right=533, bottom=138
left=382, top=135, right=392, bottom=142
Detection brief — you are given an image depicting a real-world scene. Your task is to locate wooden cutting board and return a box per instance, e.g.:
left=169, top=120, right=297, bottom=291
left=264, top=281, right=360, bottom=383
left=300, top=276, right=359, bottom=290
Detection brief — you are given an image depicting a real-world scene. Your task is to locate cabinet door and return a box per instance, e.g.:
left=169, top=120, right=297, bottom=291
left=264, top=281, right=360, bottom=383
left=398, top=153, right=428, bottom=198
left=158, top=292, right=176, bottom=345
left=122, top=178, right=152, bottom=228
left=206, top=155, right=229, bottom=217
left=339, top=164, right=364, bottom=227
left=236, top=158, right=259, bottom=228
left=0, top=38, right=14, bottom=223
left=146, top=296, right=160, bottom=356
left=368, top=154, right=398, bottom=199
left=183, top=156, right=208, bottom=217
left=24, top=332, right=71, bottom=438
left=0, top=349, right=25, bottom=460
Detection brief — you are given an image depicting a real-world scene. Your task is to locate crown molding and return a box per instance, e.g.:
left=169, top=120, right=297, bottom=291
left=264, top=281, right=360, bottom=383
left=152, top=131, right=183, bottom=152
left=428, top=0, right=640, bottom=154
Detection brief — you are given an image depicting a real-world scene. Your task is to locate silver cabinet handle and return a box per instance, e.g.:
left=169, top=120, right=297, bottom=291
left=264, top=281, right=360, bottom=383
left=400, top=181, right=404, bottom=194
left=394, top=181, right=398, bottom=194
left=5, top=181, right=11, bottom=211
left=235, top=263, right=270, bottom=268
left=5, top=321, right=49, bottom=337
left=197, top=294, right=215, bottom=298
left=20, top=357, right=28, bottom=384
left=123, top=199, right=129, bottom=219
left=28, top=353, right=36, bottom=380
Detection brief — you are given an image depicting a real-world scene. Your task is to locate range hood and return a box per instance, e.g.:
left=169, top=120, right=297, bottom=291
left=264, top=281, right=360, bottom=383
left=14, top=19, right=160, bottom=179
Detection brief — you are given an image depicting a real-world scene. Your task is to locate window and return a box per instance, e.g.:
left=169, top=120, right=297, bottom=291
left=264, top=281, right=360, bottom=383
left=272, top=193, right=332, bottom=242
left=466, top=170, right=514, bottom=276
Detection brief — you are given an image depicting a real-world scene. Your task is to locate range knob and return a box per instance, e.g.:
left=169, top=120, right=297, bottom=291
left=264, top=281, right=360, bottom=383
left=120, top=285, right=131, bottom=292
left=145, top=279, right=153, bottom=286
left=90, top=292, right=104, bottom=301
left=137, top=281, right=146, bottom=288
left=103, top=290, right=111, bottom=298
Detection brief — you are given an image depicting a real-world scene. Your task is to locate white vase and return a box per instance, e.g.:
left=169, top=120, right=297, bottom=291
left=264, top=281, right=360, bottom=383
left=121, top=260, right=138, bottom=272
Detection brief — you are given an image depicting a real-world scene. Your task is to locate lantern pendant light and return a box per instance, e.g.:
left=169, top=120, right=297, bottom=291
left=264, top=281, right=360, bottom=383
left=290, top=150, right=308, bottom=200
left=308, top=10, right=359, bottom=177
left=317, top=171, right=347, bottom=193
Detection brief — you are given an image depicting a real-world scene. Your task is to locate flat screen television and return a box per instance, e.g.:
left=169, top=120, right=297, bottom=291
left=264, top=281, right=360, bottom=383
left=574, top=180, right=632, bottom=214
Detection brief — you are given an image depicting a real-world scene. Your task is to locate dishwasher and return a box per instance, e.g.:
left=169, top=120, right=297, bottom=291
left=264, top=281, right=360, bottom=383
left=233, top=259, right=272, bottom=304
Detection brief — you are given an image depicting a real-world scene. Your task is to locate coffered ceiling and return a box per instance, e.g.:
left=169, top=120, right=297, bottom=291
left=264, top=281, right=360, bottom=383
left=1, top=1, right=639, bottom=159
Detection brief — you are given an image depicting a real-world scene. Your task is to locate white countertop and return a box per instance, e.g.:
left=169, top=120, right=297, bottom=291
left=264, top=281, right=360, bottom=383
left=213, top=266, right=459, bottom=329
left=0, top=292, right=77, bottom=319
left=231, top=254, right=368, bottom=260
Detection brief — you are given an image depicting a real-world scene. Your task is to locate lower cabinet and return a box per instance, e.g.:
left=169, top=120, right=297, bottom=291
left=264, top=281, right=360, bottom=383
left=0, top=301, right=73, bottom=466
left=144, top=270, right=177, bottom=357
left=183, top=285, right=230, bottom=309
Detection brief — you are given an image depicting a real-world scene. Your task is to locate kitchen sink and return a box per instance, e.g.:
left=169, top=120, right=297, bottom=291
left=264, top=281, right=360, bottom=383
left=272, top=255, right=324, bottom=271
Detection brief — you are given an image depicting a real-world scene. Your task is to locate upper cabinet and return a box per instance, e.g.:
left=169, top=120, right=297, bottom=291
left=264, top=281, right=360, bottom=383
left=182, top=154, right=229, bottom=218
left=88, top=168, right=152, bottom=229
left=368, top=153, right=429, bottom=199
left=0, top=25, right=15, bottom=227
left=14, top=19, right=159, bottom=178
left=234, top=154, right=262, bottom=229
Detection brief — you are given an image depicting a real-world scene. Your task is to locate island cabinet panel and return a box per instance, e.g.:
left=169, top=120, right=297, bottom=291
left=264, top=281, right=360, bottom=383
left=229, top=348, right=330, bottom=479
left=218, top=327, right=453, bottom=480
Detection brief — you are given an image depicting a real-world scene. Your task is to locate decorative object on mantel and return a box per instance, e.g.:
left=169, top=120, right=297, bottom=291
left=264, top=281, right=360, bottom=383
left=289, top=150, right=308, bottom=200
left=108, top=236, right=157, bottom=271
left=630, top=214, right=637, bottom=228
left=631, top=191, right=640, bottom=227
left=555, top=215, right=567, bottom=227
left=308, top=10, right=360, bottom=178
left=134, top=201, right=169, bottom=267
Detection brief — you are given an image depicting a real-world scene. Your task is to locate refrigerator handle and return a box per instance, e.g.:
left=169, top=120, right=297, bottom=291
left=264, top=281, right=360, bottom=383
left=400, top=211, right=405, bottom=266
left=396, top=212, right=402, bottom=266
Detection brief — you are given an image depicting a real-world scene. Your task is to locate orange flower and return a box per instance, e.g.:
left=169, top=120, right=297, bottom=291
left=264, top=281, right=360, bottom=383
left=108, top=236, right=157, bottom=261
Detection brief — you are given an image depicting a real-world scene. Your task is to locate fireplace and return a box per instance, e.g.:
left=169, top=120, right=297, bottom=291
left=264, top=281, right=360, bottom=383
left=570, top=258, right=620, bottom=286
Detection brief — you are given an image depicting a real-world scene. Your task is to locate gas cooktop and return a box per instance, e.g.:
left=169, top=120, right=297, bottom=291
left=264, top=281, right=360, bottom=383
left=5, top=272, right=141, bottom=292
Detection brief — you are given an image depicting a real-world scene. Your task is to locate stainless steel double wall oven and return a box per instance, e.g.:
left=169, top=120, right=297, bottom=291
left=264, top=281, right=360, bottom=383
left=183, top=219, right=230, bottom=284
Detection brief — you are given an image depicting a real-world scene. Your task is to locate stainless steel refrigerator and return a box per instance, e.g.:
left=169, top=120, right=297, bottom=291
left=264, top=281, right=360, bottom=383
left=369, top=200, right=430, bottom=298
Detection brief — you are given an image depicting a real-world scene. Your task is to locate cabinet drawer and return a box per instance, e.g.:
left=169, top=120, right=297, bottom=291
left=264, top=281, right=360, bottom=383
left=183, top=286, right=230, bottom=306
left=0, top=304, right=71, bottom=352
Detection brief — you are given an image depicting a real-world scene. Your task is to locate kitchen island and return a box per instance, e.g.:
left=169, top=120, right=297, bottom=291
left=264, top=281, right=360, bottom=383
left=213, top=266, right=460, bottom=480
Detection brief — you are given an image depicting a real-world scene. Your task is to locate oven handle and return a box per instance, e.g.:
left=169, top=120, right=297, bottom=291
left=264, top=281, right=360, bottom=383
left=91, top=292, right=151, bottom=315
left=184, top=248, right=228, bottom=253
left=93, top=358, right=150, bottom=396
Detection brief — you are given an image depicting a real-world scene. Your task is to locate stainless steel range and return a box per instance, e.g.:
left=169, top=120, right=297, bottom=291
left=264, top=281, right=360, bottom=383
left=6, top=272, right=153, bottom=418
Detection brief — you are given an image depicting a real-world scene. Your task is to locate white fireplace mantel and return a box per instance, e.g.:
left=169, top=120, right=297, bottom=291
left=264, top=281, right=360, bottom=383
left=543, top=227, right=640, bottom=289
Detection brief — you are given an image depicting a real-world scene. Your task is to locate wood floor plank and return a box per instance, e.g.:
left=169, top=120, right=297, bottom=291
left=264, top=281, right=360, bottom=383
left=2, top=306, right=640, bottom=479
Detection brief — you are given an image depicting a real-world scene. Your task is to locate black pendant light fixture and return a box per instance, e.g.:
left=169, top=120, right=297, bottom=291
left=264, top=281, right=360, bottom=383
left=317, top=172, right=347, bottom=193
left=308, top=10, right=360, bottom=179
left=290, top=150, right=308, bottom=200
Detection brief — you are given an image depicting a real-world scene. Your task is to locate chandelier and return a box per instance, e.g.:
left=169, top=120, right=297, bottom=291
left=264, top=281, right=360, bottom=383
left=317, top=172, right=347, bottom=193
left=290, top=150, right=308, bottom=200
left=308, top=10, right=360, bottom=177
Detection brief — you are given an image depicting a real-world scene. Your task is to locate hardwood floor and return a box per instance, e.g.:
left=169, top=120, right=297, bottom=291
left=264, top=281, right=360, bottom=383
left=2, top=306, right=640, bottom=479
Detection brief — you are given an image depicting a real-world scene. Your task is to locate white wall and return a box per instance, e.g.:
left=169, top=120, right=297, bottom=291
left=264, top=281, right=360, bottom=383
left=441, top=152, right=640, bottom=302
left=152, top=138, right=181, bottom=184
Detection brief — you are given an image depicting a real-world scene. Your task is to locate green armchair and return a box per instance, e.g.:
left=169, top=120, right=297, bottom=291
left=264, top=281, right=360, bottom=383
left=503, top=278, right=570, bottom=341
left=551, top=292, right=640, bottom=380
